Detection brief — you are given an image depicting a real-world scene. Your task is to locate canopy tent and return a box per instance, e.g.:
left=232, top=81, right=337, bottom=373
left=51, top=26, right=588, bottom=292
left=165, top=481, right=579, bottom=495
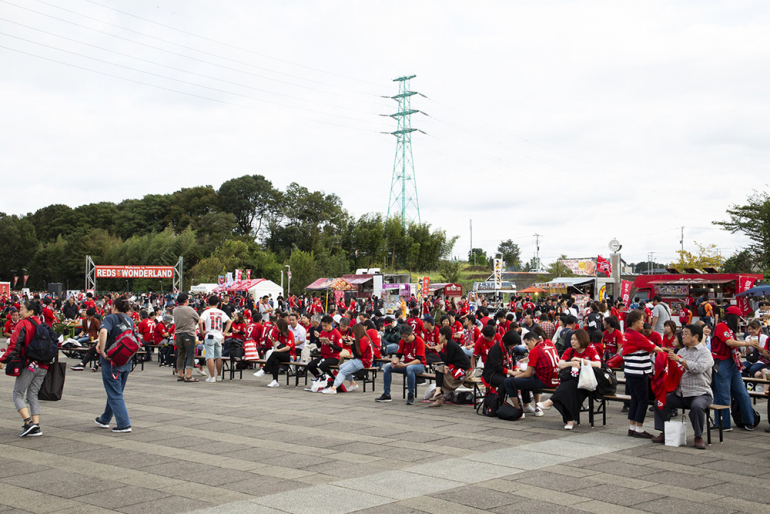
left=247, top=279, right=283, bottom=300
left=190, top=283, right=218, bottom=294
left=737, top=284, right=770, bottom=297
left=519, top=286, right=547, bottom=294
left=305, top=277, right=356, bottom=291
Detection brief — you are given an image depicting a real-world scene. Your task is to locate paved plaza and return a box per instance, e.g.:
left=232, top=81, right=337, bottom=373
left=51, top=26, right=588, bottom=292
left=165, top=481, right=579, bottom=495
left=0, top=361, right=769, bottom=514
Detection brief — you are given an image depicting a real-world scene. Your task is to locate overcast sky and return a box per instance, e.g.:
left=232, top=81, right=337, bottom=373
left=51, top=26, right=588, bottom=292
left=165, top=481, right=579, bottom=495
left=2, top=0, right=768, bottom=267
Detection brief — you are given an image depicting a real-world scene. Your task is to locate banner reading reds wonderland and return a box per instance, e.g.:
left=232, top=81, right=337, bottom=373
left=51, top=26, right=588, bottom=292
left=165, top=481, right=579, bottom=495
left=95, top=266, right=174, bottom=279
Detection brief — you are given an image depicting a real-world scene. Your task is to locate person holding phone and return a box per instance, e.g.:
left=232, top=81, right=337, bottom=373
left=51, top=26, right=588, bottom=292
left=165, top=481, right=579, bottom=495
left=306, top=315, right=342, bottom=380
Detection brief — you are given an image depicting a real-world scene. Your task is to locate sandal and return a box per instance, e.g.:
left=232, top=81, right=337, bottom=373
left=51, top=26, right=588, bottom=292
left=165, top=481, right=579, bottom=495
left=184, top=377, right=199, bottom=382
left=177, top=377, right=185, bottom=381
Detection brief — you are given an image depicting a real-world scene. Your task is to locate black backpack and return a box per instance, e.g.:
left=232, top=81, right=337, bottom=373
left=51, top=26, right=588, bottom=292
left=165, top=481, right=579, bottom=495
left=731, top=397, right=761, bottom=429
left=25, top=319, right=59, bottom=364
left=496, top=403, right=524, bottom=421
left=476, top=389, right=501, bottom=417
left=555, top=329, right=572, bottom=355
left=451, top=390, right=475, bottom=405
left=593, top=363, right=618, bottom=396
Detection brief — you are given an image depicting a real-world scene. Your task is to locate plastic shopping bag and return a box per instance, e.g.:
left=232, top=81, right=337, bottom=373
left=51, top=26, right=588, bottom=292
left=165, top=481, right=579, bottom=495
left=664, top=419, right=687, bottom=447
left=577, top=360, right=598, bottom=391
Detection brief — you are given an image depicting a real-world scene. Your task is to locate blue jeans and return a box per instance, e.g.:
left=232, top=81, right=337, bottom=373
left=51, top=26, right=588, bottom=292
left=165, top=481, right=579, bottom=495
left=461, top=347, right=474, bottom=357
left=712, top=358, right=753, bottom=429
left=333, top=359, right=365, bottom=388
left=385, top=343, right=399, bottom=355
left=383, top=362, right=426, bottom=397
left=742, top=361, right=767, bottom=378
left=99, top=356, right=131, bottom=429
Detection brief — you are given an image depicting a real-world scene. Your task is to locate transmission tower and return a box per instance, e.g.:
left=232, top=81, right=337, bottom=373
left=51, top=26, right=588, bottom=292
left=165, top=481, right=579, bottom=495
left=386, top=75, right=422, bottom=229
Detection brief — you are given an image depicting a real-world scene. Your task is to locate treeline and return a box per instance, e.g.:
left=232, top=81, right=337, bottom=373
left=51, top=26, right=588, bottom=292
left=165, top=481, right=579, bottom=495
left=0, top=175, right=457, bottom=292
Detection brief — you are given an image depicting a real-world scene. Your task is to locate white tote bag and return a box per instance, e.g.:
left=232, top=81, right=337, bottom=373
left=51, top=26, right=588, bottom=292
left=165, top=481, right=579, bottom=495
left=577, top=360, right=598, bottom=391
left=664, top=418, right=687, bottom=447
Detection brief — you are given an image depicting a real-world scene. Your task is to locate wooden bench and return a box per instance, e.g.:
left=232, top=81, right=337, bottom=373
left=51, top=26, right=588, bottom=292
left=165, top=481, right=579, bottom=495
left=403, top=372, right=436, bottom=399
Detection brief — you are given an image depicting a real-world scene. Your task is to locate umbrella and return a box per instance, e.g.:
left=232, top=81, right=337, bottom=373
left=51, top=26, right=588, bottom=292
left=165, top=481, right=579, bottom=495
left=736, top=284, right=770, bottom=297
left=519, top=286, right=547, bottom=294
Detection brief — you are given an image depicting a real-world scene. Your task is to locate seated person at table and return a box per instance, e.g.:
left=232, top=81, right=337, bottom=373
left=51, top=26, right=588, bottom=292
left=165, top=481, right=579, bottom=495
left=69, top=308, right=102, bottom=371
left=422, top=316, right=442, bottom=365
left=742, top=320, right=769, bottom=380
left=503, top=331, right=559, bottom=416
left=651, top=324, right=713, bottom=450
left=481, top=331, right=521, bottom=405
left=375, top=324, right=426, bottom=405
left=428, top=326, right=472, bottom=407
left=156, top=314, right=175, bottom=366
left=306, top=315, right=342, bottom=380
left=255, top=318, right=295, bottom=387
left=338, top=317, right=354, bottom=359
left=137, top=311, right=156, bottom=361
left=472, top=326, right=500, bottom=370
left=537, top=329, right=601, bottom=430
left=322, top=324, right=373, bottom=394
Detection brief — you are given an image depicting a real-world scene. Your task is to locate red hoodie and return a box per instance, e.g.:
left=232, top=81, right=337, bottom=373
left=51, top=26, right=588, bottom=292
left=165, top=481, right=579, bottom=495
left=651, top=352, right=684, bottom=409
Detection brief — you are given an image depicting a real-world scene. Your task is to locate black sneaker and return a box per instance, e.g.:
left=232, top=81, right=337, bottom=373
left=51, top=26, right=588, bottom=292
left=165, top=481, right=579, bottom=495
left=19, top=422, right=39, bottom=437
left=744, top=425, right=755, bottom=431
left=621, top=405, right=629, bottom=413
left=27, top=426, right=42, bottom=437
left=375, top=393, right=392, bottom=403
left=70, top=364, right=85, bottom=371
left=764, top=427, right=770, bottom=433
left=406, top=394, right=415, bottom=405
left=112, top=426, right=132, bottom=433
left=94, top=418, right=110, bottom=429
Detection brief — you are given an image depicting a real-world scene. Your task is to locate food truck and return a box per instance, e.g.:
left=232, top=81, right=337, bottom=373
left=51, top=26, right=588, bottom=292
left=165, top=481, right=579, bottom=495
left=633, top=271, right=763, bottom=317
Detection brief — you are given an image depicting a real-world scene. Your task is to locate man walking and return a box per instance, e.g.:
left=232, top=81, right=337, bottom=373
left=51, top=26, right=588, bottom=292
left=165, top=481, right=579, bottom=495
left=174, top=292, right=200, bottom=383
left=198, top=296, right=231, bottom=383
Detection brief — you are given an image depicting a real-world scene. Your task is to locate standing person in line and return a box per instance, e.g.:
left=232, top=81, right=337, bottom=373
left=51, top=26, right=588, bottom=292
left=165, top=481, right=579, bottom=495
left=174, top=292, right=200, bottom=383
left=198, top=296, right=232, bottom=383
left=651, top=296, right=671, bottom=335
left=94, top=298, right=135, bottom=433
left=0, top=300, right=49, bottom=437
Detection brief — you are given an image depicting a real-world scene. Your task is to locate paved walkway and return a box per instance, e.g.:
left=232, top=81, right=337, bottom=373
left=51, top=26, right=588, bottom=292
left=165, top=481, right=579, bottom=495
left=1, top=360, right=769, bottom=513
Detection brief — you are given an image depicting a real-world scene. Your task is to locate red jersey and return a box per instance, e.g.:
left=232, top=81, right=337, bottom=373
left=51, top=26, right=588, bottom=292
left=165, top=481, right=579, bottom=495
left=319, top=329, right=343, bottom=359
left=130, top=311, right=140, bottom=323
left=229, top=321, right=246, bottom=341
left=356, top=335, right=374, bottom=368
left=474, top=334, right=501, bottom=364
left=245, top=321, right=263, bottom=342
left=366, top=328, right=382, bottom=359
left=274, top=331, right=296, bottom=358
left=138, top=319, right=156, bottom=343
left=41, top=306, right=56, bottom=327
left=459, top=302, right=470, bottom=316
left=451, top=320, right=464, bottom=342
left=563, top=345, right=601, bottom=363
left=153, top=322, right=170, bottom=344
left=662, top=334, right=676, bottom=349
left=407, top=317, right=425, bottom=339
left=711, top=322, right=734, bottom=361
left=3, top=318, right=20, bottom=336
left=423, top=326, right=440, bottom=358
left=397, top=336, right=426, bottom=365
left=527, top=342, right=560, bottom=387
left=602, top=329, right=623, bottom=355
left=464, top=326, right=481, bottom=347
left=647, top=331, right=663, bottom=347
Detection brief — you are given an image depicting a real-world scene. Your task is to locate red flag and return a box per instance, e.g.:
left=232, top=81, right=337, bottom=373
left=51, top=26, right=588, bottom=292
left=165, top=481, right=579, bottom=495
left=13, top=276, right=18, bottom=287
left=246, top=269, right=251, bottom=280
left=597, top=255, right=612, bottom=276
left=23, top=275, right=29, bottom=286
left=737, top=276, right=756, bottom=316
left=621, top=280, right=632, bottom=304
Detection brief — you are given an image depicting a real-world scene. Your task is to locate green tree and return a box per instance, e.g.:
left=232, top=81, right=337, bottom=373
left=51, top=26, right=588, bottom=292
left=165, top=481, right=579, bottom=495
left=721, top=249, right=762, bottom=274
left=669, top=242, right=726, bottom=270
left=497, top=240, right=522, bottom=270
left=438, top=260, right=462, bottom=283
left=546, top=254, right=576, bottom=277
left=715, top=190, right=770, bottom=276
left=218, top=175, right=280, bottom=238
left=469, top=248, right=487, bottom=266
left=0, top=214, right=39, bottom=285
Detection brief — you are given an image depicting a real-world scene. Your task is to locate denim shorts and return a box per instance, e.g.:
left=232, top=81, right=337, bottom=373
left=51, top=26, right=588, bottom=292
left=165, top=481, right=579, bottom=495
left=203, top=334, right=223, bottom=359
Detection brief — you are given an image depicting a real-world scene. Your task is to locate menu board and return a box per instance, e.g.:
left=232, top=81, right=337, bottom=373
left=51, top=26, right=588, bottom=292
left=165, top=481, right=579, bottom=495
left=654, top=284, right=689, bottom=296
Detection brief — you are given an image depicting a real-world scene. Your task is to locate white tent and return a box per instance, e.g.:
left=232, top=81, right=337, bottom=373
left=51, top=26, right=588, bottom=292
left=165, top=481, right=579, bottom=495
left=248, top=279, right=283, bottom=300
left=190, top=283, right=218, bottom=294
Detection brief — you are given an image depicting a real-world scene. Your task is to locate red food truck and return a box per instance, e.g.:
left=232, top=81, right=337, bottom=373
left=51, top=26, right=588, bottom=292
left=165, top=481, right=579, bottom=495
left=633, top=271, right=763, bottom=319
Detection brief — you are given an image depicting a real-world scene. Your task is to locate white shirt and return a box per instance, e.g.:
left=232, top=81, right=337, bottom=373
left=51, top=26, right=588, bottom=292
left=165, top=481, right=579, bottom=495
left=258, top=302, right=272, bottom=322
left=199, top=308, right=230, bottom=337
left=289, top=324, right=307, bottom=349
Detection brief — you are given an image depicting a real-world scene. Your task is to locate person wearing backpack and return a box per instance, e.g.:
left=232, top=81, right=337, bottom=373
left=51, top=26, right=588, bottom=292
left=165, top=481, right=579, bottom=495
left=94, top=298, right=136, bottom=433
left=0, top=300, right=51, bottom=437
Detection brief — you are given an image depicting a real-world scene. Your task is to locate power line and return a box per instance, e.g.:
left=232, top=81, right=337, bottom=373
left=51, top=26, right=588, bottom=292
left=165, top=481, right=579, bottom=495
left=0, top=21, right=380, bottom=117
left=0, top=44, right=383, bottom=134
left=0, top=31, right=387, bottom=128
left=79, top=0, right=384, bottom=88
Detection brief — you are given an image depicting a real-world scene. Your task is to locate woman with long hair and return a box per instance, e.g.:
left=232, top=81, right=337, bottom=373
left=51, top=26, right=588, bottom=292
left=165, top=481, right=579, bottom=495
left=261, top=318, right=295, bottom=388
left=0, top=300, right=49, bottom=437
left=322, top=324, right=373, bottom=394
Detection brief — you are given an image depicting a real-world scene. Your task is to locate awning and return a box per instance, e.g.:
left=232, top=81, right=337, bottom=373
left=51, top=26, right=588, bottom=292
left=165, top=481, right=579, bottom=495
left=345, top=277, right=373, bottom=285
left=305, top=277, right=356, bottom=291
left=544, top=277, right=594, bottom=287
left=648, top=279, right=733, bottom=285
left=519, top=286, right=547, bottom=294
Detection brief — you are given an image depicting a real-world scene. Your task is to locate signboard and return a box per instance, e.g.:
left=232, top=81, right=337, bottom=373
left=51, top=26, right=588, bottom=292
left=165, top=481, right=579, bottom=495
left=737, top=275, right=757, bottom=316
left=493, top=258, right=503, bottom=289
left=654, top=284, right=689, bottom=296
left=475, top=281, right=516, bottom=291
left=620, top=280, right=632, bottom=304
left=0, top=282, right=9, bottom=295
left=95, top=265, right=174, bottom=279
left=558, top=259, right=597, bottom=276
left=422, top=277, right=430, bottom=297
left=382, top=283, right=411, bottom=295
left=443, top=283, right=463, bottom=297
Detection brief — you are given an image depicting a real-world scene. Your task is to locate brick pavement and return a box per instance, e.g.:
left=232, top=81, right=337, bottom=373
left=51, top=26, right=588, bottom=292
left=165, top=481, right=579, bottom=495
left=0, top=359, right=769, bottom=513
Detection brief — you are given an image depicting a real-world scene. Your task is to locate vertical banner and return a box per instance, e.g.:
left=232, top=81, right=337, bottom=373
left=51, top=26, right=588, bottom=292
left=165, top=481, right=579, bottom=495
left=493, top=259, right=502, bottom=289
left=334, top=290, right=345, bottom=306
left=23, top=275, right=29, bottom=286
left=422, top=277, right=430, bottom=297
left=246, top=269, right=251, bottom=280
left=737, top=275, right=757, bottom=316
left=218, top=276, right=225, bottom=286
left=225, top=272, right=234, bottom=287
left=620, top=280, right=632, bottom=304
left=13, top=276, right=18, bottom=288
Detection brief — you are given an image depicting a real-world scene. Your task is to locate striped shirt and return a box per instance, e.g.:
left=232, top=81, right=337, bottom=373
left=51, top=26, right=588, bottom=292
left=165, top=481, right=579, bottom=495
left=622, top=329, right=657, bottom=376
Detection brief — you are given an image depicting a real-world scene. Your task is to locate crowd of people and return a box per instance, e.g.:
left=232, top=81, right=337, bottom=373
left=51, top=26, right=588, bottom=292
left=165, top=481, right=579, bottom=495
left=1, top=288, right=768, bottom=452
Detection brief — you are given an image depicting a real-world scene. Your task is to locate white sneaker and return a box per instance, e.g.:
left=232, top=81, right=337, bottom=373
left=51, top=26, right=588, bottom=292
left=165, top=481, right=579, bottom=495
left=215, top=376, right=223, bottom=382
left=522, top=405, right=536, bottom=414
left=197, top=368, right=207, bottom=376
left=321, top=387, right=337, bottom=394
left=347, top=384, right=359, bottom=392
left=253, top=369, right=265, bottom=377
left=537, top=402, right=552, bottom=411
left=267, top=380, right=279, bottom=388
left=534, top=408, right=544, bottom=417
left=205, top=377, right=216, bottom=383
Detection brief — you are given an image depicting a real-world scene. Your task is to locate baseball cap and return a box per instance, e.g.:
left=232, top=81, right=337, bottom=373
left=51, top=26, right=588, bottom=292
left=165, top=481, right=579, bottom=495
left=422, top=315, right=435, bottom=325
left=725, top=306, right=741, bottom=316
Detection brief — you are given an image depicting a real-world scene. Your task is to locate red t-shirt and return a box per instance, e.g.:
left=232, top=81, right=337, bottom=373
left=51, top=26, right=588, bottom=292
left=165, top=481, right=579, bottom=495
left=153, top=322, right=170, bottom=344
left=229, top=321, right=246, bottom=341
left=423, top=326, right=440, bottom=357
left=452, top=320, right=464, bottom=342
left=319, top=329, right=342, bottom=359
left=474, top=334, right=501, bottom=364
left=397, top=336, right=426, bottom=365
left=3, top=318, right=20, bottom=336
left=356, top=335, right=374, bottom=368
left=647, top=331, right=663, bottom=347
left=527, top=342, right=560, bottom=387
left=602, top=329, right=623, bottom=355
left=138, top=319, right=156, bottom=343
left=562, top=345, right=601, bottom=363
left=42, top=306, right=56, bottom=327
left=662, top=334, right=676, bottom=349
left=245, top=321, right=263, bottom=342
left=366, top=328, right=382, bottom=359
left=274, top=331, right=296, bottom=358
left=407, top=317, right=425, bottom=339
left=711, top=322, right=734, bottom=361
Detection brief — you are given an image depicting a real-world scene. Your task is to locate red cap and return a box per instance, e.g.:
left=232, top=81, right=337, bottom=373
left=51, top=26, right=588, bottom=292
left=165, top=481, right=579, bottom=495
left=726, top=306, right=742, bottom=316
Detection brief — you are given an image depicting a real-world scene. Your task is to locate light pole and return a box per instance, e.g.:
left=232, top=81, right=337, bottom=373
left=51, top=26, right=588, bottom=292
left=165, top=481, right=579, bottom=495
left=285, top=265, right=291, bottom=296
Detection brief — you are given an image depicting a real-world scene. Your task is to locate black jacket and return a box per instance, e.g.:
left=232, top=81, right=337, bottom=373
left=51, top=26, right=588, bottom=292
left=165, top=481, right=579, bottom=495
left=62, top=303, right=80, bottom=319
left=441, top=340, right=471, bottom=370
left=482, top=342, right=512, bottom=383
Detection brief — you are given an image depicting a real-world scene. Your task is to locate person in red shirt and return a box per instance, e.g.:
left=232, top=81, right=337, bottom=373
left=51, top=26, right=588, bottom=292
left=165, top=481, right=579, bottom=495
left=309, top=297, right=324, bottom=315
left=602, top=317, right=623, bottom=360
left=458, top=297, right=470, bottom=316
left=537, top=329, right=602, bottom=430
left=258, top=318, right=295, bottom=387
left=448, top=311, right=464, bottom=343
left=154, top=314, right=176, bottom=366
left=661, top=320, right=678, bottom=349
left=422, top=316, right=441, bottom=365
left=505, top=332, right=560, bottom=414
left=363, top=319, right=382, bottom=360
left=2, top=309, right=20, bottom=339
left=40, top=298, right=56, bottom=328
left=136, top=311, right=156, bottom=362
left=472, top=326, right=501, bottom=369
left=338, top=317, right=355, bottom=357
left=406, top=309, right=425, bottom=339
left=643, top=323, right=663, bottom=347
left=462, top=315, right=480, bottom=356
left=306, top=316, right=342, bottom=379
left=376, top=324, right=426, bottom=404
left=323, top=324, right=373, bottom=394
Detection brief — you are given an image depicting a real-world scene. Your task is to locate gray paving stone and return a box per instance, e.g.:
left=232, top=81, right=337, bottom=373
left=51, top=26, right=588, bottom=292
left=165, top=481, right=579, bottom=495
left=574, top=483, right=663, bottom=507
left=632, top=496, right=732, bottom=514
left=221, top=478, right=308, bottom=496
left=491, top=499, right=586, bottom=514
left=252, top=484, right=392, bottom=513
left=77, top=485, right=172, bottom=509
left=636, top=470, right=726, bottom=489
left=336, top=470, right=463, bottom=500
left=511, top=470, right=603, bottom=491
left=430, top=485, right=520, bottom=509
left=117, top=496, right=215, bottom=514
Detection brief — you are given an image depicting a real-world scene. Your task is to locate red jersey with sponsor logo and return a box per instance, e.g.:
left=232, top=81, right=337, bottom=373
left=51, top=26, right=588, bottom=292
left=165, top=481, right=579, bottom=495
left=527, top=342, right=560, bottom=387
left=319, top=329, right=342, bottom=359
left=474, top=334, right=501, bottom=364
left=397, top=336, right=426, bottom=365
left=602, top=329, right=623, bottom=355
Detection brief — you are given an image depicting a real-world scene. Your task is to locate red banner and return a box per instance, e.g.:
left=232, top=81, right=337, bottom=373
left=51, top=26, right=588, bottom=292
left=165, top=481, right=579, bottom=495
left=737, top=275, right=757, bottom=316
left=23, top=275, right=29, bottom=286
left=95, top=266, right=174, bottom=279
left=422, top=277, right=430, bottom=297
left=246, top=269, right=251, bottom=280
left=620, top=280, right=632, bottom=305
left=13, top=276, right=18, bottom=287
left=597, top=255, right=612, bottom=276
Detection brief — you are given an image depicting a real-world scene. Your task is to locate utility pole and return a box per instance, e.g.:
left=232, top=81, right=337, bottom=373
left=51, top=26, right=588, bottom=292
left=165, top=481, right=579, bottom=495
left=648, top=252, right=655, bottom=274
left=680, top=227, right=684, bottom=254
left=386, top=75, right=422, bottom=229
left=470, top=219, right=474, bottom=266
left=534, top=233, right=542, bottom=271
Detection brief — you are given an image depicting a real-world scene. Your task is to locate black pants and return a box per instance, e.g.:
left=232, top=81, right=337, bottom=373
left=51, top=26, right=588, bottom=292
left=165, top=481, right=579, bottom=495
left=626, top=374, right=650, bottom=423
left=426, top=352, right=443, bottom=366
left=307, top=357, right=338, bottom=377
left=487, top=373, right=507, bottom=399
left=81, top=346, right=98, bottom=366
left=265, top=351, right=292, bottom=380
